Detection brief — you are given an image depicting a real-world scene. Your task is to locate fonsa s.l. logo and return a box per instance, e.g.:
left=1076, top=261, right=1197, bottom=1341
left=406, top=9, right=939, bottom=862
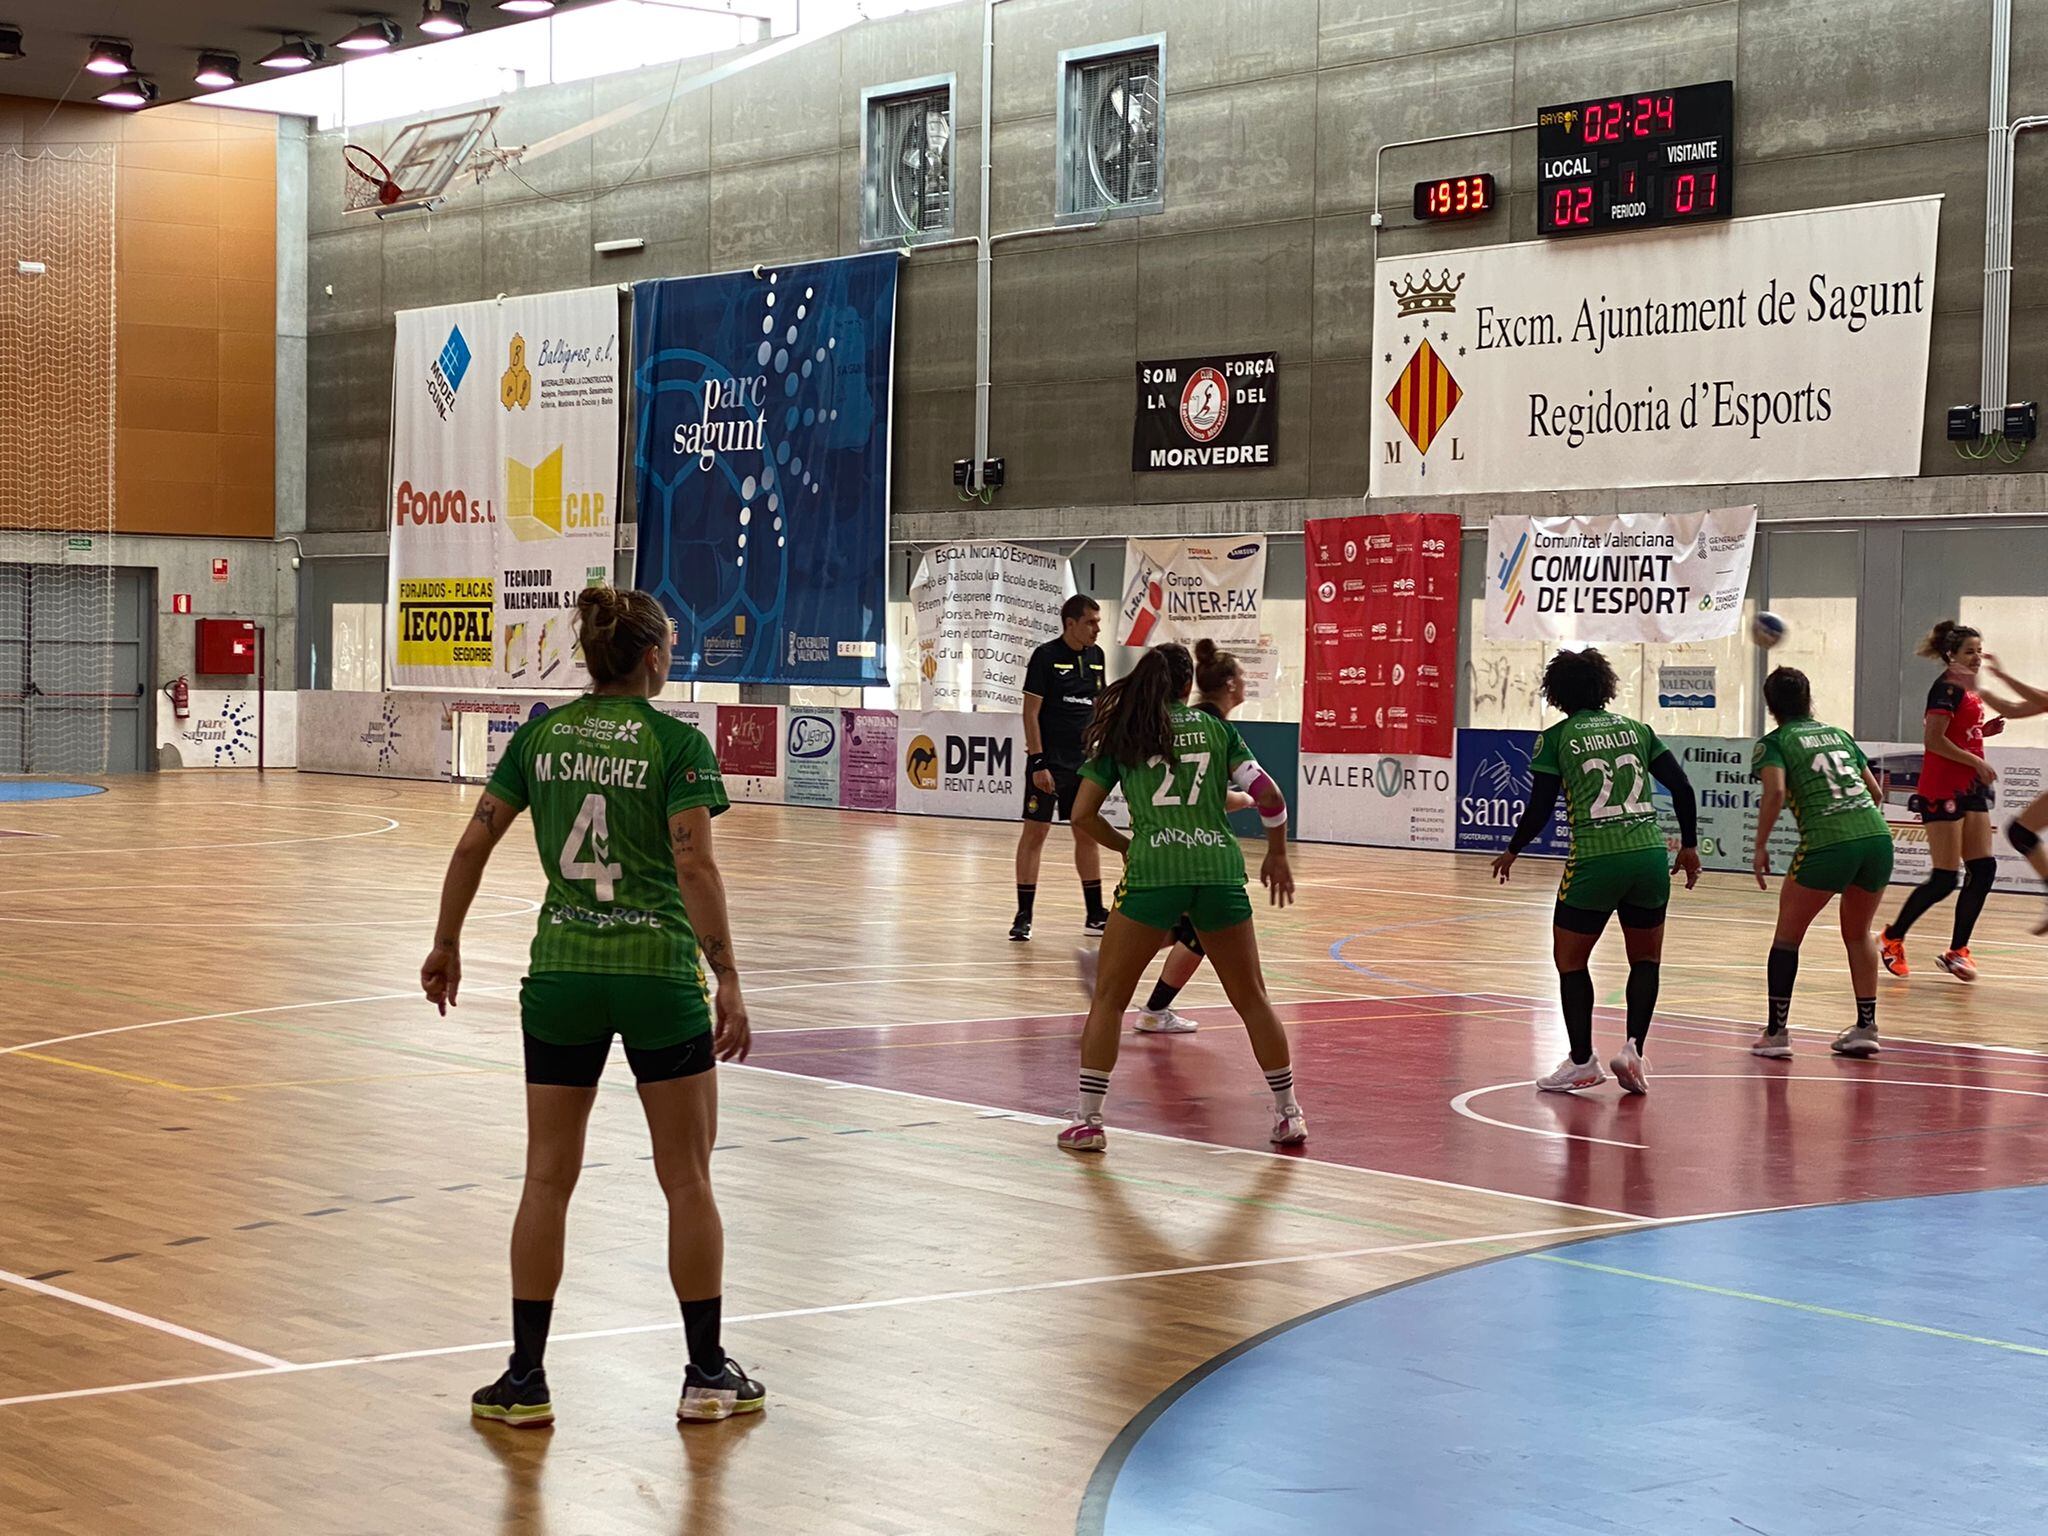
left=427, top=325, right=472, bottom=421
left=505, top=444, right=607, bottom=543
left=905, top=733, right=939, bottom=790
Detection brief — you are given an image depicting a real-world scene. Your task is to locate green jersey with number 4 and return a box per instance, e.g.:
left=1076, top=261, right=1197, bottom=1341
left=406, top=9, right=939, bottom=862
left=1530, top=710, right=1668, bottom=859
left=485, top=695, right=729, bottom=979
left=1079, top=703, right=1257, bottom=888
left=1751, top=718, right=1887, bottom=849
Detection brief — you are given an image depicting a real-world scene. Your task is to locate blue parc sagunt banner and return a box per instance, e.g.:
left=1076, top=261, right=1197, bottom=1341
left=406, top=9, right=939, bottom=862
left=632, top=253, right=898, bottom=685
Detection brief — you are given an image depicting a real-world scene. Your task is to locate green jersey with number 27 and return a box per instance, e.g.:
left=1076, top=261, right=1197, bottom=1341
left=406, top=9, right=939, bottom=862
left=1752, top=718, right=1888, bottom=849
left=1078, top=703, right=1259, bottom=888
left=485, top=695, right=729, bottom=979
left=1530, top=710, right=1669, bottom=859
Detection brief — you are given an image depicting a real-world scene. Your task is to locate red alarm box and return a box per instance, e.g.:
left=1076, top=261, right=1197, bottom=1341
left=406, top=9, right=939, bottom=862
left=195, top=617, right=258, bottom=676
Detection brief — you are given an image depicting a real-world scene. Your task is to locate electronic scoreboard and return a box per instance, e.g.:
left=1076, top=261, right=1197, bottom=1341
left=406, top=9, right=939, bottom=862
left=1536, top=80, right=1733, bottom=236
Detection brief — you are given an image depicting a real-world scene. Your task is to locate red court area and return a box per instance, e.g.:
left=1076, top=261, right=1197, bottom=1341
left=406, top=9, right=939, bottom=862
left=750, top=994, right=2048, bottom=1219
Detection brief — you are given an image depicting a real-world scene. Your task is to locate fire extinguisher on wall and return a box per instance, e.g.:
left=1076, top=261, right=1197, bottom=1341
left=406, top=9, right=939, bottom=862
left=165, top=676, right=190, bottom=720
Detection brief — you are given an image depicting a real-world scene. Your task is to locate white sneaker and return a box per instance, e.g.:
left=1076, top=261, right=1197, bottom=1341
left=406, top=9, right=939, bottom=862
left=1270, top=1105, right=1308, bottom=1145
left=1610, top=1040, right=1649, bottom=1096
left=1750, top=1027, right=1793, bottom=1060
left=1831, top=1022, right=1881, bottom=1058
left=1133, top=1007, right=1197, bottom=1034
left=1536, top=1056, right=1607, bottom=1093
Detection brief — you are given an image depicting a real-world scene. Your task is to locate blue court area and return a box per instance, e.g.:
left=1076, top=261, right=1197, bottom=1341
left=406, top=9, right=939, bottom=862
left=0, top=780, right=103, bottom=801
left=1087, top=1188, right=2048, bottom=1535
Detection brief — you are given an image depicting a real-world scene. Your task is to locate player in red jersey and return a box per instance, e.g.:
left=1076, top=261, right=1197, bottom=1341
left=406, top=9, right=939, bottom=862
left=1879, top=621, right=2035, bottom=980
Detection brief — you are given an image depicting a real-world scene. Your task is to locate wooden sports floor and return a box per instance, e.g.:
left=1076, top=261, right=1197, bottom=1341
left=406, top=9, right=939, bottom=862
left=4, top=775, right=2048, bottom=1534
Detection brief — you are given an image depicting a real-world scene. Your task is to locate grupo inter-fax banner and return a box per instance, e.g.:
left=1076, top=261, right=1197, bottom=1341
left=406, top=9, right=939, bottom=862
left=1370, top=197, right=1940, bottom=496
left=388, top=288, right=621, bottom=690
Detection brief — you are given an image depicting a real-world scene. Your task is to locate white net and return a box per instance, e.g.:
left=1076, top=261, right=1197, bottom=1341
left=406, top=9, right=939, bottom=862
left=0, top=148, right=118, bottom=776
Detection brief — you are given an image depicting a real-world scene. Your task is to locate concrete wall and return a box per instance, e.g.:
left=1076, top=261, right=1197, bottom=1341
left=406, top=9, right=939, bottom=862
left=303, top=0, right=2048, bottom=548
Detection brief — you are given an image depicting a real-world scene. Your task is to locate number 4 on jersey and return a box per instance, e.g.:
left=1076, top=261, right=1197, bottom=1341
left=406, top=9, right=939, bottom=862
left=559, top=792, right=623, bottom=900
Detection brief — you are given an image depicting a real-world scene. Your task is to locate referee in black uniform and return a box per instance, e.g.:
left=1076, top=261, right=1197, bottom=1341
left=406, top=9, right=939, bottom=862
left=1012, top=594, right=1109, bottom=941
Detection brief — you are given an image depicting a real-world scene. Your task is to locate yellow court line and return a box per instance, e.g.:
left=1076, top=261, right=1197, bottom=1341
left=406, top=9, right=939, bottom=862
left=12, top=1051, right=235, bottom=1101
left=191, top=1068, right=506, bottom=1092
left=1538, top=1254, right=2048, bottom=1359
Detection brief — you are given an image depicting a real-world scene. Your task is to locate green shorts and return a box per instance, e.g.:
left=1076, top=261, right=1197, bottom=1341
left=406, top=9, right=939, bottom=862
left=520, top=971, right=711, bottom=1050
left=1790, top=834, right=1895, bottom=894
left=1114, top=881, right=1254, bottom=934
left=1557, top=846, right=1671, bottom=915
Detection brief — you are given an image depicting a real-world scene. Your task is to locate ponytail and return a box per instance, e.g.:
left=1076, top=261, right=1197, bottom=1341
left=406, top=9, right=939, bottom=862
left=1084, top=644, right=1194, bottom=766
left=575, top=586, right=670, bottom=685
left=1192, top=636, right=1241, bottom=700
left=1917, top=619, right=1981, bottom=663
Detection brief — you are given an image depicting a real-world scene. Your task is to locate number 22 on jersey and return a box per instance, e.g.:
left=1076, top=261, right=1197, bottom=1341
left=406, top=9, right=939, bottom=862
left=1584, top=752, right=1651, bottom=819
left=559, top=792, right=624, bottom=900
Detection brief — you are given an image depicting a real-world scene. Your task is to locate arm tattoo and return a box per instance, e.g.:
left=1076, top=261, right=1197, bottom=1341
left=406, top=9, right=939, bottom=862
left=702, top=936, right=736, bottom=980
left=670, top=822, right=695, bottom=854
left=470, top=800, right=498, bottom=831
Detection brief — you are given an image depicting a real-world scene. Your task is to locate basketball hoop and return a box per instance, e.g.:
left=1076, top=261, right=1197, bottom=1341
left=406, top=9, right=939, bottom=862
left=342, top=144, right=405, bottom=213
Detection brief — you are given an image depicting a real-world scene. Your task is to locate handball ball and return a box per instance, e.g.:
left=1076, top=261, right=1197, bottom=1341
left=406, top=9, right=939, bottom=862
left=1752, top=611, right=1789, bottom=649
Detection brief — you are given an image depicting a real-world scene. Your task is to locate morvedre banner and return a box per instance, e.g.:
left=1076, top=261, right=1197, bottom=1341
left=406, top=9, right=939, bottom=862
left=632, top=253, right=898, bottom=686
left=1133, top=352, right=1278, bottom=471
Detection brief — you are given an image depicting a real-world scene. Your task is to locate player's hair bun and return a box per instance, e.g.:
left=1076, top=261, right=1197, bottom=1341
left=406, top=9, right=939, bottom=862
left=576, top=586, right=669, bottom=686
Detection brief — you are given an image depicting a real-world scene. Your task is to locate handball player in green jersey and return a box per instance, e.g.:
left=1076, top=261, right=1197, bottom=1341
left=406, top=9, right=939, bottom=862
left=422, top=587, right=764, bottom=1430
left=1491, top=647, right=1701, bottom=1096
left=1058, top=643, right=1304, bottom=1152
left=1749, top=667, right=1897, bottom=1060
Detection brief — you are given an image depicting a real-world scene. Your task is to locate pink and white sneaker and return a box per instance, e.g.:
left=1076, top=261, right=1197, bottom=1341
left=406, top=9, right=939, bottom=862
left=1609, top=1039, right=1649, bottom=1096
left=1536, top=1056, right=1607, bottom=1093
left=1057, top=1116, right=1106, bottom=1153
left=1270, top=1105, right=1308, bottom=1146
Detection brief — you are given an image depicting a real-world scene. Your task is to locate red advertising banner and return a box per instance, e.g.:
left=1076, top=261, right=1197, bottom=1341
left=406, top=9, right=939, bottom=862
left=1302, top=512, right=1460, bottom=757
left=716, top=704, right=780, bottom=778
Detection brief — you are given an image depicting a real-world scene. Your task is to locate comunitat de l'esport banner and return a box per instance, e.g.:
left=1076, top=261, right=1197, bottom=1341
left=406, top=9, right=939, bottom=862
left=1133, top=352, right=1278, bottom=471
left=910, top=542, right=1073, bottom=711
left=1370, top=196, right=1939, bottom=496
left=1485, top=505, right=1756, bottom=643
left=632, top=252, right=897, bottom=687
left=1118, top=536, right=1265, bottom=650
left=389, top=288, right=622, bottom=689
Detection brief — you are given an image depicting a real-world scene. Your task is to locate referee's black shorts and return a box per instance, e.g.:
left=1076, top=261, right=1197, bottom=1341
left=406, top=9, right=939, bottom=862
left=1021, top=764, right=1082, bottom=824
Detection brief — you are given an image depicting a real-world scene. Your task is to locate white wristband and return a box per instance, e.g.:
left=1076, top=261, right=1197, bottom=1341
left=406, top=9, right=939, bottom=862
left=1259, top=806, right=1288, bottom=830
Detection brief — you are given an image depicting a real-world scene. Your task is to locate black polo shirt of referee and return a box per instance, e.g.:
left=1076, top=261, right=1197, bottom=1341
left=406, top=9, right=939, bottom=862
left=1021, top=637, right=1105, bottom=822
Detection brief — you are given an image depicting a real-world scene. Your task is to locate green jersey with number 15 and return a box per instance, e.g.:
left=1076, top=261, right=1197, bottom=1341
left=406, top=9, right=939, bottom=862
left=1751, top=717, right=1888, bottom=849
left=1530, top=710, right=1669, bottom=859
left=1079, top=703, right=1257, bottom=888
left=485, top=695, right=729, bottom=979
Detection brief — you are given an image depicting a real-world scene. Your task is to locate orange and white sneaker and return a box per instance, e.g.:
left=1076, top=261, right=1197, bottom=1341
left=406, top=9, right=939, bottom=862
left=1610, top=1039, right=1649, bottom=1096
left=1936, top=947, right=1978, bottom=982
left=1270, top=1105, right=1308, bottom=1146
left=1879, top=934, right=1909, bottom=977
left=1536, top=1056, right=1607, bottom=1093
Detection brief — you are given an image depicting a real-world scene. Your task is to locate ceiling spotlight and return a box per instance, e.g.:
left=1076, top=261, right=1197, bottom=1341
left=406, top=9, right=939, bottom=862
left=96, top=74, right=157, bottom=109
left=257, top=35, right=324, bottom=70
left=418, top=0, right=470, bottom=36
left=0, top=25, right=24, bottom=61
left=496, top=0, right=556, bottom=14
left=194, top=50, right=241, bottom=88
left=84, top=37, right=132, bottom=76
left=336, top=17, right=402, bottom=52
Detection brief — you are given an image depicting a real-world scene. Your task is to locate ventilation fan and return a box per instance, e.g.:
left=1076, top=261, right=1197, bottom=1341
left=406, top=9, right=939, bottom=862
left=888, top=97, right=952, bottom=236
left=1086, top=58, right=1160, bottom=206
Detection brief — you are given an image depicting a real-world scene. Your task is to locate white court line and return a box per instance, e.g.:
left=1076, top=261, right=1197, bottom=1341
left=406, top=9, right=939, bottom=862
left=0, top=802, right=400, bottom=860
left=0, top=985, right=517, bottom=1057
left=0, top=1218, right=1640, bottom=1412
left=1451, top=1072, right=2048, bottom=1150
left=730, top=1057, right=1643, bottom=1221
left=0, top=1268, right=289, bottom=1369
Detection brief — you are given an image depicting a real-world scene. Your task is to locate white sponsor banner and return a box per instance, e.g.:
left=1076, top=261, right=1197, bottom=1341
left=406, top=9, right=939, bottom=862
left=1371, top=198, right=1940, bottom=495
left=157, top=690, right=298, bottom=770
left=1485, top=505, right=1756, bottom=642
left=898, top=710, right=1024, bottom=820
left=389, top=288, right=621, bottom=690
left=910, top=542, right=1074, bottom=712
left=1298, top=753, right=1456, bottom=851
left=1117, top=536, right=1266, bottom=650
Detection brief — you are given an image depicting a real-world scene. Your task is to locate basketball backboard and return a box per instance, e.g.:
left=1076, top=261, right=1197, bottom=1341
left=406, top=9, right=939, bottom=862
left=343, top=105, right=502, bottom=217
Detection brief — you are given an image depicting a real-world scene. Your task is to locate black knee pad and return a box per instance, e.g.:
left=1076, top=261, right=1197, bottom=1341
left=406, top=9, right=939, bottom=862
left=2009, top=821, right=2042, bottom=856
left=1923, top=867, right=1960, bottom=899
left=1965, top=856, right=1998, bottom=891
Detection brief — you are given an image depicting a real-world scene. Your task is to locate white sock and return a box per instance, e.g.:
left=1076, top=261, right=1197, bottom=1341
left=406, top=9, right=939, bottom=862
left=1263, top=1066, right=1295, bottom=1111
left=1077, top=1069, right=1110, bottom=1121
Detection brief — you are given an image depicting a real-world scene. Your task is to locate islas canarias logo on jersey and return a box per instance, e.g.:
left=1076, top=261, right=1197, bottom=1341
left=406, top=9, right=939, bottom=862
left=1383, top=269, right=1467, bottom=479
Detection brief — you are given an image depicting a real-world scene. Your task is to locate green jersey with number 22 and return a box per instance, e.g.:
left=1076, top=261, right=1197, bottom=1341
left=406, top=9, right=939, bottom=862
left=1078, top=703, right=1258, bottom=888
left=1530, top=710, right=1668, bottom=860
left=1751, top=718, right=1888, bottom=849
left=486, top=695, right=729, bottom=979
